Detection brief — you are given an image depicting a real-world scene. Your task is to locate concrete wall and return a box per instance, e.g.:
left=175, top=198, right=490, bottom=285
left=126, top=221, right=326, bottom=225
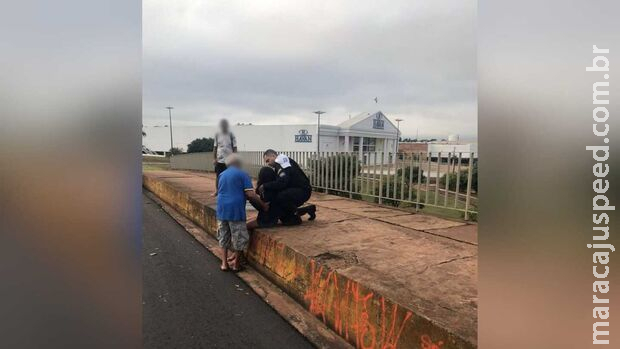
left=170, top=151, right=266, bottom=177
left=428, top=143, right=478, bottom=156
left=398, top=143, right=428, bottom=153
left=397, top=143, right=478, bottom=159
left=169, top=152, right=213, bottom=171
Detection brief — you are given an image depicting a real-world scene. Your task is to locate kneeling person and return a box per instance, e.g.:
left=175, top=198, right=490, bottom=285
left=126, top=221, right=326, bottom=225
left=216, top=154, right=268, bottom=271
left=248, top=166, right=280, bottom=229
left=259, top=149, right=316, bottom=226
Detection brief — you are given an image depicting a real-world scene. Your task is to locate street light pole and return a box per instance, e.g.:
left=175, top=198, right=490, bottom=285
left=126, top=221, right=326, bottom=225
left=166, top=106, right=174, bottom=155
left=313, top=111, right=326, bottom=154
left=394, top=118, right=403, bottom=154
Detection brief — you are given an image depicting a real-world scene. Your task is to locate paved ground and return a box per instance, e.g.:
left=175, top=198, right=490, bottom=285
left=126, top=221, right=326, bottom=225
left=142, top=192, right=314, bottom=349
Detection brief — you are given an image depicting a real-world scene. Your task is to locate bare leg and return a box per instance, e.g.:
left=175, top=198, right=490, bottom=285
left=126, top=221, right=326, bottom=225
left=229, top=251, right=239, bottom=269
left=231, top=251, right=243, bottom=270
left=211, top=167, right=220, bottom=196
left=211, top=178, right=218, bottom=197
left=246, top=219, right=259, bottom=231
left=220, top=247, right=229, bottom=271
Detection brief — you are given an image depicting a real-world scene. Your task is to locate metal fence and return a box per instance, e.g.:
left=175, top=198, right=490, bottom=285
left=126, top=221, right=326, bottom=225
left=170, top=151, right=478, bottom=220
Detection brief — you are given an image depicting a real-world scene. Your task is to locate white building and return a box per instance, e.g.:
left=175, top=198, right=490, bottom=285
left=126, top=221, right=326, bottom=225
left=143, top=111, right=400, bottom=159
left=428, top=142, right=478, bottom=156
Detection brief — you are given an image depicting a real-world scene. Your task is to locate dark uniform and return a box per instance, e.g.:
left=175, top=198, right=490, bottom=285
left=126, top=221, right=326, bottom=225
left=260, top=157, right=313, bottom=226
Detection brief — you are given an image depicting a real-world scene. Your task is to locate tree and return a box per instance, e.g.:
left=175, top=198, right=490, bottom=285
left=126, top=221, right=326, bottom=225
left=169, top=147, right=183, bottom=156
left=187, top=137, right=215, bottom=153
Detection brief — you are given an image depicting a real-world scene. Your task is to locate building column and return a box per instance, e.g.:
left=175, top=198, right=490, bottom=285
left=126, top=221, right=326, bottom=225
left=358, top=136, right=364, bottom=163
left=344, top=135, right=350, bottom=152
left=383, top=138, right=389, bottom=163
left=392, top=138, right=397, bottom=164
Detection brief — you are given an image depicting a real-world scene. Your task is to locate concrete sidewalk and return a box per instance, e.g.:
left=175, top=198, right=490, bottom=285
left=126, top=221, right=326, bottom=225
left=143, top=170, right=477, bottom=349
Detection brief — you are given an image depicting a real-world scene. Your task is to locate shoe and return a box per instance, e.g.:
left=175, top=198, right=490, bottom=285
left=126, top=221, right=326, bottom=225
left=296, top=204, right=316, bottom=221
left=282, top=215, right=302, bottom=226
left=307, top=205, right=316, bottom=220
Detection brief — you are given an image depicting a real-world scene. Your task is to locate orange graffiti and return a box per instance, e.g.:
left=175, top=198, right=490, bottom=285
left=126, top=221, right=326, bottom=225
left=380, top=297, right=413, bottom=349
left=420, top=335, right=444, bottom=349
left=302, top=259, right=413, bottom=349
left=350, top=280, right=375, bottom=349
left=304, top=260, right=339, bottom=323
left=249, top=236, right=418, bottom=349
left=250, top=233, right=304, bottom=282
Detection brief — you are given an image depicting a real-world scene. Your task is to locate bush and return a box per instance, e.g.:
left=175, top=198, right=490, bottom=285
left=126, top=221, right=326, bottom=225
left=373, top=171, right=424, bottom=208
left=187, top=137, right=215, bottom=153
left=439, top=162, right=478, bottom=193
left=309, top=154, right=361, bottom=192
left=396, top=166, right=421, bottom=184
left=168, top=147, right=184, bottom=156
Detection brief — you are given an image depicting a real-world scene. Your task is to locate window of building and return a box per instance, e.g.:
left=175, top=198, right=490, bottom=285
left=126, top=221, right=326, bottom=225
left=352, top=137, right=360, bottom=151
left=352, top=137, right=376, bottom=152
left=364, top=138, right=376, bottom=152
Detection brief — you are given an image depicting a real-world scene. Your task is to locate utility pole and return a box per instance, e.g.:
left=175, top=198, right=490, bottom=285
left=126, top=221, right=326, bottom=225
left=395, top=118, right=403, bottom=154
left=165, top=106, right=174, bottom=155
left=313, top=111, right=326, bottom=154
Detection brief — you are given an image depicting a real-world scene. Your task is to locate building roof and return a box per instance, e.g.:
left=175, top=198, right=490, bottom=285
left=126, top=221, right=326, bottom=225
left=337, top=111, right=375, bottom=129
left=336, top=110, right=398, bottom=132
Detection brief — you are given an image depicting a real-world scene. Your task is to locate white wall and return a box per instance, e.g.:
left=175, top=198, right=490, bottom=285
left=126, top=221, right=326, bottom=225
left=428, top=143, right=478, bottom=157
left=233, top=124, right=319, bottom=151
left=143, top=122, right=405, bottom=154
left=143, top=124, right=321, bottom=152
left=319, top=136, right=338, bottom=151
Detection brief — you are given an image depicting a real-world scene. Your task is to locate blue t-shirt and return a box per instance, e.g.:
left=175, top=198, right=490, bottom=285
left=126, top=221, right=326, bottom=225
left=216, top=166, right=253, bottom=221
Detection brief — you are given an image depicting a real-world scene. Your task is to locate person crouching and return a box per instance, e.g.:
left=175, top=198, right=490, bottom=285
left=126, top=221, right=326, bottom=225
left=216, top=154, right=268, bottom=271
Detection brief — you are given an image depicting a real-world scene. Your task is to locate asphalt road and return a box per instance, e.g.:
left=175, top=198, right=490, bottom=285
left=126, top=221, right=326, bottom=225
left=143, top=192, right=314, bottom=349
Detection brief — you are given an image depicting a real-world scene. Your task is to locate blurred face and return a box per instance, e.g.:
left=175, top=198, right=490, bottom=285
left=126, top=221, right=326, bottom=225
left=219, top=119, right=229, bottom=133
left=263, top=153, right=277, bottom=166
left=227, top=155, right=242, bottom=168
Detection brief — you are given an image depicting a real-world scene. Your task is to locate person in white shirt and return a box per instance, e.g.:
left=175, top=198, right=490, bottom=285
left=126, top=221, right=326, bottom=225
left=212, top=119, right=237, bottom=196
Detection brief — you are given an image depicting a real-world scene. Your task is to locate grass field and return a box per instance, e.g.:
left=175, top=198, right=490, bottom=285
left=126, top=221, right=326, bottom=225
left=322, top=179, right=478, bottom=222
left=142, top=156, right=170, bottom=171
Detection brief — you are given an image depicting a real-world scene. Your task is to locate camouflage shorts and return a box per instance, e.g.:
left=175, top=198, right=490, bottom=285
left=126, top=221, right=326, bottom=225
left=217, top=220, right=249, bottom=251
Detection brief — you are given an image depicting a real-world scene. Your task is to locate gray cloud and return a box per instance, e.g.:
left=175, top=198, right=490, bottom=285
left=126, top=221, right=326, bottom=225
left=143, top=0, right=476, bottom=138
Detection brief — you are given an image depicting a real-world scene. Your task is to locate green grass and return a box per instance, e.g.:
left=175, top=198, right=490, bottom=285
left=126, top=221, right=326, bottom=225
left=142, top=159, right=170, bottom=172
left=142, top=155, right=170, bottom=163
left=326, top=178, right=478, bottom=222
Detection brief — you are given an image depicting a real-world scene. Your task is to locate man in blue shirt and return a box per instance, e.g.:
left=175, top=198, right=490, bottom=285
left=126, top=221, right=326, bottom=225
left=216, top=154, right=268, bottom=271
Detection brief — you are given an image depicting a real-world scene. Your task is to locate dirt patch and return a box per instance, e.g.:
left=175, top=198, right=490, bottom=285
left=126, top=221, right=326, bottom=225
left=314, top=251, right=359, bottom=270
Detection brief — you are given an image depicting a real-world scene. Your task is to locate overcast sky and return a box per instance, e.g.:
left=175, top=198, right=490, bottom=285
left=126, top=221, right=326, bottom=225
left=143, top=0, right=476, bottom=139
